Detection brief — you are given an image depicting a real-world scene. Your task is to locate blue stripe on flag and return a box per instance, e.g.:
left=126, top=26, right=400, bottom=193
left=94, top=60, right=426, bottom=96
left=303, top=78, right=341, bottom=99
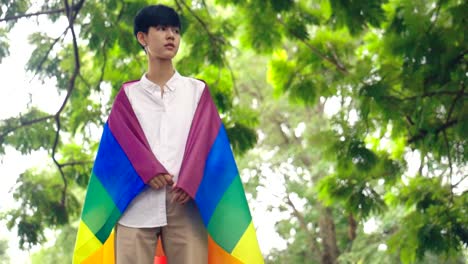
left=92, top=123, right=145, bottom=212
left=195, top=125, right=239, bottom=225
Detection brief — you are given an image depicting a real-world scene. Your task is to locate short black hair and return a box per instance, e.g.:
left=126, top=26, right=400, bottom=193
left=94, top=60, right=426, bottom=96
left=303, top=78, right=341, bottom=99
left=133, top=4, right=181, bottom=38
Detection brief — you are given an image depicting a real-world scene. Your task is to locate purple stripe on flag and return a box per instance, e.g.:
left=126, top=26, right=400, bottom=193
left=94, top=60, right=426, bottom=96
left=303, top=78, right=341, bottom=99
left=108, top=81, right=168, bottom=183
left=177, top=85, right=221, bottom=198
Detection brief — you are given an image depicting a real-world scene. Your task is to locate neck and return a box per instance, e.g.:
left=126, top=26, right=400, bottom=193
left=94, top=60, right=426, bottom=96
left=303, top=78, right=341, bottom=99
left=146, top=57, right=175, bottom=87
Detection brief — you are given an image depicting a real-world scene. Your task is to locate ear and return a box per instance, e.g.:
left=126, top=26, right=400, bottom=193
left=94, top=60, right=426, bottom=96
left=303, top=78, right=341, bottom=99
left=136, top=32, right=147, bottom=47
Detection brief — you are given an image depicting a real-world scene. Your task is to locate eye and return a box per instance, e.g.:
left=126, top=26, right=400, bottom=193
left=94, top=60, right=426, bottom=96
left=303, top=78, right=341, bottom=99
left=157, top=26, right=167, bottom=31
left=173, top=28, right=180, bottom=34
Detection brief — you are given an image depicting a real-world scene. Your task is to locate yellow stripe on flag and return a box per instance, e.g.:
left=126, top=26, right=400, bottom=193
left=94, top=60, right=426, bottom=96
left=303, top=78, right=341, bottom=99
left=73, top=221, right=104, bottom=263
left=231, top=222, right=264, bottom=264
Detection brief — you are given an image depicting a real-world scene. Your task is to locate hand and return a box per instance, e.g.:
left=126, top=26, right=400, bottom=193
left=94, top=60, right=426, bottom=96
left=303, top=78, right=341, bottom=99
left=148, top=174, right=174, bottom=190
left=171, top=187, right=191, bottom=204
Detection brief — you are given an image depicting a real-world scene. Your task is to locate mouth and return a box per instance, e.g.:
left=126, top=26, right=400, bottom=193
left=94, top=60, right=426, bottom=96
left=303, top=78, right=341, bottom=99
left=164, top=43, right=175, bottom=49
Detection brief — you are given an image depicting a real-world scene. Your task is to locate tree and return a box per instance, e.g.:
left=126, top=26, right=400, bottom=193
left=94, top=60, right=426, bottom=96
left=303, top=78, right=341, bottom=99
left=0, top=0, right=466, bottom=263
left=226, top=0, right=467, bottom=263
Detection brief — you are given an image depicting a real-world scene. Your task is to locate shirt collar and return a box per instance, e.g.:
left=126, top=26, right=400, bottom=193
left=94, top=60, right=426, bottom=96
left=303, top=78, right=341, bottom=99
left=140, top=71, right=181, bottom=93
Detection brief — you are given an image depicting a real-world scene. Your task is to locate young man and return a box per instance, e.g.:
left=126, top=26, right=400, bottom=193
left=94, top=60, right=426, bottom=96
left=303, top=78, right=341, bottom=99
left=73, top=4, right=263, bottom=264
left=114, top=4, right=208, bottom=263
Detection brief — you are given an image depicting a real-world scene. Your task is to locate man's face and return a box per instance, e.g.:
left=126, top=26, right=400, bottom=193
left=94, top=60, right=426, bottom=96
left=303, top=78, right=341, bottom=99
left=141, top=25, right=181, bottom=60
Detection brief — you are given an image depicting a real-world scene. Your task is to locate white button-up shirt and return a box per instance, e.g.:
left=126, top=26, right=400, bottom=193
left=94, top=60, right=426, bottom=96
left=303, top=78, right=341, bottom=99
left=118, top=71, right=205, bottom=228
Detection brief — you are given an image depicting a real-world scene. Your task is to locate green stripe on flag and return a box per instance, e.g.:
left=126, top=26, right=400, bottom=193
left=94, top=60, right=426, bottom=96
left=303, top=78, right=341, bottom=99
left=208, top=176, right=252, bottom=253
left=81, top=173, right=122, bottom=243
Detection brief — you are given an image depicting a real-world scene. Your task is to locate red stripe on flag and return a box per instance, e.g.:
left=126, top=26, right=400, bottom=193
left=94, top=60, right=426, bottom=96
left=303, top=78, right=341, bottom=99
left=154, top=256, right=167, bottom=264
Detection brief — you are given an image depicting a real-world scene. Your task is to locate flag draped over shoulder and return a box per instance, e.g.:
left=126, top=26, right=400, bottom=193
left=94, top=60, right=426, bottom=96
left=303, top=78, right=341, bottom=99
left=73, top=81, right=264, bottom=264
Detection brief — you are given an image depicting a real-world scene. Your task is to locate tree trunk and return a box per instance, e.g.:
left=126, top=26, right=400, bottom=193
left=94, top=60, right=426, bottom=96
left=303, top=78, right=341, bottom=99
left=318, top=206, right=340, bottom=264
left=348, top=212, right=357, bottom=241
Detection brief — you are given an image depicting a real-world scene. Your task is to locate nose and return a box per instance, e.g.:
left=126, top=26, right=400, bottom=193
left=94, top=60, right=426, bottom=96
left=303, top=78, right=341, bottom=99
left=167, top=28, right=175, bottom=39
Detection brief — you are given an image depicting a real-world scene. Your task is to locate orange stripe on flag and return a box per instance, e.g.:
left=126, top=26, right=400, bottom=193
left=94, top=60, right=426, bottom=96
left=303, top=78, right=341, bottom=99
left=155, top=237, right=165, bottom=257
left=82, top=230, right=115, bottom=264
left=154, top=236, right=167, bottom=264
left=208, top=235, right=243, bottom=264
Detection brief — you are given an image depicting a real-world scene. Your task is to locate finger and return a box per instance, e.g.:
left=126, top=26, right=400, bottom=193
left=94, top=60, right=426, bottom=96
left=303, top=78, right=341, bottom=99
left=155, top=177, right=165, bottom=187
left=180, top=194, right=190, bottom=204
left=148, top=179, right=158, bottom=189
left=176, top=191, right=189, bottom=204
left=150, top=177, right=164, bottom=189
left=175, top=191, right=185, bottom=203
left=164, top=174, right=174, bottom=186
left=171, top=191, right=181, bottom=203
left=159, top=174, right=173, bottom=186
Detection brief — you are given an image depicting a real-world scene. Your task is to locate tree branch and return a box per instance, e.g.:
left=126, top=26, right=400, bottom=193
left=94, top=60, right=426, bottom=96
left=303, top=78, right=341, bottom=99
left=381, top=90, right=468, bottom=102
left=285, top=194, right=321, bottom=259
left=59, top=160, right=93, bottom=167
left=51, top=115, right=65, bottom=204
left=406, top=81, right=465, bottom=143
left=238, top=72, right=266, bottom=103
left=442, top=130, right=453, bottom=193
left=1, top=1, right=86, bottom=142
left=0, top=115, right=54, bottom=142
left=276, top=17, right=348, bottom=75
left=418, top=152, right=425, bottom=176
left=273, top=117, right=291, bottom=145
left=426, top=0, right=443, bottom=34
left=443, top=82, right=464, bottom=196
left=225, top=60, right=239, bottom=97
left=0, top=3, right=84, bottom=23
left=446, top=83, right=465, bottom=122
left=29, top=28, right=69, bottom=82
left=174, top=0, right=225, bottom=47
left=51, top=0, right=84, bottom=207
left=0, top=8, right=66, bottom=22
left=452, top=174, right=468, bottom=188
left=407, top=119, right=458, bottom=144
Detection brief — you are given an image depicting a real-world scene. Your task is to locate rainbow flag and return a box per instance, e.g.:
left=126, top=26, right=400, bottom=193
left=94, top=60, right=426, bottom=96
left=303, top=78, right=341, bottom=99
left=73, top=81, right=263, bottom=263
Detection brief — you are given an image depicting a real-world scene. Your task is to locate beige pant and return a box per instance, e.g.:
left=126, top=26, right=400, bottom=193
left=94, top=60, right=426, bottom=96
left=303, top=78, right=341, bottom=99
left=115, top=187, right=208, bottom=264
